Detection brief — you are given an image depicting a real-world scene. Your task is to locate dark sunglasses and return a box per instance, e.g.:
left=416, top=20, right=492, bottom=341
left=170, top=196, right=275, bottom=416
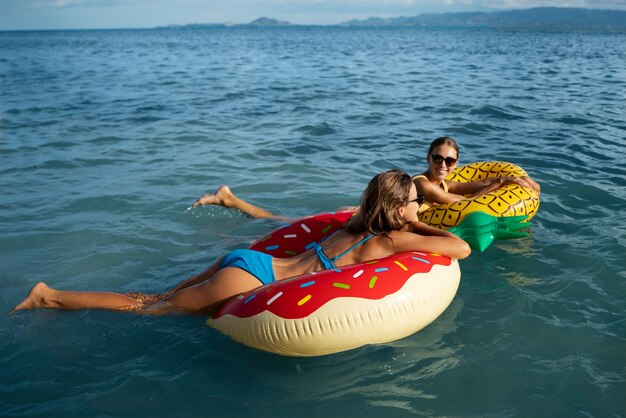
left=409, top=194, right=425, bottom=206
left=430, top=154, right=458, bottom=167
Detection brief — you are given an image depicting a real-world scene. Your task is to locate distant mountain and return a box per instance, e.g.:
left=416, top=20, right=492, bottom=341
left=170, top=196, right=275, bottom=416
left=160, top=8, right=626, bottom=32
left=340, top=7, right=626, bottom=32
left=158, top=17, right=291, bottom=29
left=247, top=17, right=291, bottom=27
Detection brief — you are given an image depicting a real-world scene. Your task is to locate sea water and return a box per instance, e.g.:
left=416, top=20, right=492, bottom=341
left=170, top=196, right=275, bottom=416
left=0, top=27, right=624, bottom=417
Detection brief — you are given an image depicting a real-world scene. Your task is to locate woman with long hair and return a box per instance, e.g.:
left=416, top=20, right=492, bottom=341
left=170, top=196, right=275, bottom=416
left=13, top=170, right=470, bottom=316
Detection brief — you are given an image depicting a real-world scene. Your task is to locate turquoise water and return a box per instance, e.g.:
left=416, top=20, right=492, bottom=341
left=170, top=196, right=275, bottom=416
left=1, top=27, right=625, bottom=417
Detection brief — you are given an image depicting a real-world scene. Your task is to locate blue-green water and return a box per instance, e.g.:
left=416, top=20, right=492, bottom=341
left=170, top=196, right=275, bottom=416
left=1, top=27, right=624, bottom=417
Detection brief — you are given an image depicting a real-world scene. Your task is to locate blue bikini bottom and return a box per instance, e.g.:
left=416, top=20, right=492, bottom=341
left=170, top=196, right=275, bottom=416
left=219, top=249, right=276, bottom=286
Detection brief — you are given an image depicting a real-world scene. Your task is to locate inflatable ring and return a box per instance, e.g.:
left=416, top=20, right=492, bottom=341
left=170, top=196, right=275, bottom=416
left=419, top=161, right=540, bottom=229
left=208, top=212, right=461, bottom=357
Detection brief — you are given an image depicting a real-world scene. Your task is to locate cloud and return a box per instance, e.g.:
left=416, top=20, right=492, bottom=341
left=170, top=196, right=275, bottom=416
left=265, top=0, right=626, bottom=12
left=349, top=0, right=626, bottom=7
left=435, top=0, right=626, bottom=8
left=36, top=0, right=130, bottom=8
left=41, top=0, right=93, bottom=7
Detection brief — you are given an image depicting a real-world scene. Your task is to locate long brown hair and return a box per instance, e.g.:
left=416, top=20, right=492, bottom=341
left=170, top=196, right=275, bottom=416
left=346, top=170, right=413, bottom=235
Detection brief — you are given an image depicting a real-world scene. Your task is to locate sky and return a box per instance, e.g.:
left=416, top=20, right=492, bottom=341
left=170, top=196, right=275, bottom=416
left=1, top=0, right=625, bottom=30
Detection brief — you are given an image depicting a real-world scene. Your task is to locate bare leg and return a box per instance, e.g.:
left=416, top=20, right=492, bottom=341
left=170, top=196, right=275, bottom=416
left=192, top=185, right=290, bottom=221
left=12, top=282, right=143, bottom=312
left=142, top=267, right=262, bottom=315
left=12, top=268, right=263, bottom=316
left=161, top=258, right=222, bottom=297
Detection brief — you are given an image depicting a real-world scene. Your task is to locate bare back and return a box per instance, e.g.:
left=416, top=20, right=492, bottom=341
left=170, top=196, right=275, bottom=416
left=271, top=229, right=460, bottom=281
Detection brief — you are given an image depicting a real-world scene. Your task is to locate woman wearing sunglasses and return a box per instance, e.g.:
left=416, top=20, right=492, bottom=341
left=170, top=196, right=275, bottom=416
left=192, top=136, right=540, bottom=221
left=413, top=136, right=540, bottom=214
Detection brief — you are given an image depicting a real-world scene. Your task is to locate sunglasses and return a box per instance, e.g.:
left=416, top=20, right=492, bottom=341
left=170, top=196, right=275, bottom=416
left=430, top=154, right=458, bottom=167
left=409, top=194, right=425, bottom=206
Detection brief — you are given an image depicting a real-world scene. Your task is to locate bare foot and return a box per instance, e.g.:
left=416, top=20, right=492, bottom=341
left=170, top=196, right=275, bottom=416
left=192, top=185, right=235, bottom=208
left=12, top=282, right=54, bottom=312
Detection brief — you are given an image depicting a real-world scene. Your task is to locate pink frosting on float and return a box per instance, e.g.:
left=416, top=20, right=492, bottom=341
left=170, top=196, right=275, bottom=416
left=248, top=211, right=356, bottom=257
left=212, top=251, right=451, bottom=320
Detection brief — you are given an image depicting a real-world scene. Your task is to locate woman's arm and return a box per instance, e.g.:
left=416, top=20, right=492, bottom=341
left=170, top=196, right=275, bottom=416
left=516, top=175, right=541, bottom=194
left=446, top=177, right=505, bottom=197
left=448, top=175, right=541, bottom=197
left=389, top=227, right=471, bottom=260
left=407, top=220, right=457, bottom=238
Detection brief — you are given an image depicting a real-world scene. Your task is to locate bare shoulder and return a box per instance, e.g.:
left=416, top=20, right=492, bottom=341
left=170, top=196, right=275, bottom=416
left=412, top=175, right=438, bottom=194
left=412, top=174, right=429, bottom=185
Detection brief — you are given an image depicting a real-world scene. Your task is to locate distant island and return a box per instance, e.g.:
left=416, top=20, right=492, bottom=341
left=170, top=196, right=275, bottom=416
left=159, top=8, right=626, bottom=33
left=161, top=17, right=291, bottom=29
left=341, top=7, right=626, bottom=32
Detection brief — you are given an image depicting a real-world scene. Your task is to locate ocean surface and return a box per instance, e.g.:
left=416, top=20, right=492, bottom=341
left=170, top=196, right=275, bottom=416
left=1, top=27, right=624, bottom=417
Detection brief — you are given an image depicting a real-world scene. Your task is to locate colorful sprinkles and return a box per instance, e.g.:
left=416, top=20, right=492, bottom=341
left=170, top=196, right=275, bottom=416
left=267, top=292, right=283, bottom=305
left=217, top=211, right=452, bottom=321
left=250, top=211, right=354, bottom=256
left=215, top=249, right=451, bottom=321
left=297, top=295, right=312, bottom=306
left=394, top=261, right=408, bottom=271
left=368, top=275, right=378, bottom=289
left=333, top=283, right=350, bottom=289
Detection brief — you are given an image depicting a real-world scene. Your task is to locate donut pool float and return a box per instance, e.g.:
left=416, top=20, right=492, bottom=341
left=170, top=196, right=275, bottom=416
left=207, top=212, right=461, bottom=357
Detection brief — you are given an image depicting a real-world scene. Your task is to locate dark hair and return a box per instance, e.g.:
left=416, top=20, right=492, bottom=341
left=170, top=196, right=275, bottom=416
left=346, top=170, right=413, bottom=235
left=428, top=136, right=459, bottom=158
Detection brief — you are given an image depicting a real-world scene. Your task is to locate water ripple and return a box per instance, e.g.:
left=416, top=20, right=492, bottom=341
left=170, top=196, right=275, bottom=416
left=1, top=27, right=625, bottom=418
